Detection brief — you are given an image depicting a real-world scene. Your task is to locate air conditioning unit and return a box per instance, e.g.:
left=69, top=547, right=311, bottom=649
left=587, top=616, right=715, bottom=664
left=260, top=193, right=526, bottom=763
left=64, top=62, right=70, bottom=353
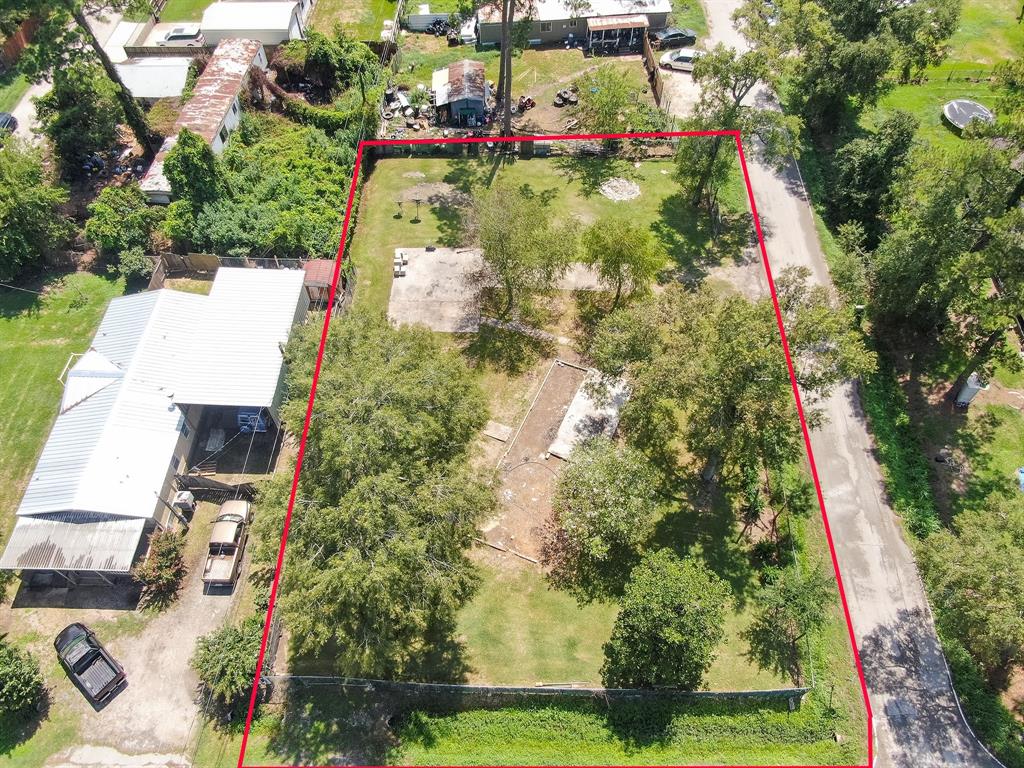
left=172, top=491, right=196, bottom=514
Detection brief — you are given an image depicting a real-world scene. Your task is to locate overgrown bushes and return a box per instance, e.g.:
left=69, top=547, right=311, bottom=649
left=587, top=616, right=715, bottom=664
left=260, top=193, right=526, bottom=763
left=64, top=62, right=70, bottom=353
left=0, top=637, right=43, bottom=719
left=133, top=528, right=188, bottom=609
left=858, top=354, right=940, bottom=536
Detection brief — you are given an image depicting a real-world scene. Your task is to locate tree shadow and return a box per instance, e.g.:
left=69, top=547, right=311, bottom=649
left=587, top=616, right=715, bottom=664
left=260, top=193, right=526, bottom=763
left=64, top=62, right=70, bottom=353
left=0, top=692, right=50, bottom=757
left=650, top=478, right=759, bottom=610
left=461, top=323, right=554, bottom=377
left=742, top=617, right=801, bottom=686
left=551, top=154, right=632, bottom=197
left=265, top=686, right=398, bottom=766
left=443, top=151, right=511, bottom=194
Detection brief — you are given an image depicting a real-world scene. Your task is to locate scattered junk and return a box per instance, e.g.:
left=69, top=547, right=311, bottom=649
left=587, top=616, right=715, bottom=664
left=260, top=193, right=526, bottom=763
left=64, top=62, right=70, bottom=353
left=934, top=447, right=965, bottom=475
left=380, top=18, right=395, bottom=41
left=515, top=95, right=536, bottom=113
left=599, top=177, right=642, bottom=201
left=394, top=249, right=409, bottom=277
left=433, top=59, right=490, bottom=126
left=553, top=87, right=579, bottom=107
left=954, top=371, right=988, bottom=408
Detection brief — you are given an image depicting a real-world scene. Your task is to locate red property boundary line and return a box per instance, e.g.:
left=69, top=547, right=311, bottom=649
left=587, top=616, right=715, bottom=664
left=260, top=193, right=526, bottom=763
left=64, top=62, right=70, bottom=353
left=236, top=130, right=874, bottom=768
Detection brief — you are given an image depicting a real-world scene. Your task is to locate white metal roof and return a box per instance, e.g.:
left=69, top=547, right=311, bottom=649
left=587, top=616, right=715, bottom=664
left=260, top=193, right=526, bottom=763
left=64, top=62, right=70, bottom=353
left=202, top=1, right=298, bottom=31
left=173, top=268, right=307, bottom=409
left=115, top=58, right=192, bottom=99
left=0, top=514, right=147, bottom=573
left=479, top=0, right=671, bottom=24
left=16, top=290, right=204, bottom=521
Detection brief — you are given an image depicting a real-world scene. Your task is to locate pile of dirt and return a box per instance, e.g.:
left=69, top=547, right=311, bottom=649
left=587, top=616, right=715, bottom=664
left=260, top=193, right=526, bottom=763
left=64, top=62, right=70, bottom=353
left=599, top=177, right=641, bottom=201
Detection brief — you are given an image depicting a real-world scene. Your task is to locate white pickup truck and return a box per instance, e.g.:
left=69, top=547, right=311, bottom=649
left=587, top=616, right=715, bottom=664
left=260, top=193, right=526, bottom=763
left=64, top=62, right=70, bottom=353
left=203, top=500, right=251, bottom=589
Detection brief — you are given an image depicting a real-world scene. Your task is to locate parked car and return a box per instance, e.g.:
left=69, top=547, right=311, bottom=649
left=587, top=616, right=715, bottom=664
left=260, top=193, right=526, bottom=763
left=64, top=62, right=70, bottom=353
left=660, top=48, right=702, bottom=72
left=157, top=24, right=205, bottom=47
left=203, top=500, right=251, bottom=588
left=0, top=112, right=17, bottom=135
left=650, top=27, right=697, bottom=49
left=54, top=623, right=126, bottom=704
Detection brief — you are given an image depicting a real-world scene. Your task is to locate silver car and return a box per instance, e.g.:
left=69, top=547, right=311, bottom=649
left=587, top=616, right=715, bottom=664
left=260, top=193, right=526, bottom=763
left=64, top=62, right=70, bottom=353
left=660, top=48, right=701, bottom=72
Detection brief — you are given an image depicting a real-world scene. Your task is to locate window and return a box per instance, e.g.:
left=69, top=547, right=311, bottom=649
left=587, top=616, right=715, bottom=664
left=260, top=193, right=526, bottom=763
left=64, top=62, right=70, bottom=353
left=231, top=100, right=238, bottom=115
left=218, top=126, right=229, bottom=143
left=169, top=454, right=182, bottom=476
left=568, top=18, right=577, bottom=27
left=540, top=21, right=552, bottom=31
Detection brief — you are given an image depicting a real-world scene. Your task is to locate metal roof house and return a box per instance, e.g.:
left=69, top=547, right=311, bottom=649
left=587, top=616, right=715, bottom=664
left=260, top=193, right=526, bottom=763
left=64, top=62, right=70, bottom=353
left=476, top=0, right=671, bottom=48
left=140, top=38, right=268, bottom=205
left=0, top=269, right=308, bottom=586
left=432, top=60, right=489, bottom=126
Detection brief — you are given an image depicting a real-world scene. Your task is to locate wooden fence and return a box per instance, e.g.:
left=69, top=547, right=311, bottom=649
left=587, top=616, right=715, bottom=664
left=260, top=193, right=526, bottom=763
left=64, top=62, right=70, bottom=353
left=641, top=34, right=666, bottom=107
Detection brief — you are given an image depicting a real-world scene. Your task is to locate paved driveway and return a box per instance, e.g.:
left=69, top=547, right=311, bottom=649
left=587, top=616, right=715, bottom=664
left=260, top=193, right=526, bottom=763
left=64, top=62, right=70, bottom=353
left=677, top=3, right=1006, bottom=766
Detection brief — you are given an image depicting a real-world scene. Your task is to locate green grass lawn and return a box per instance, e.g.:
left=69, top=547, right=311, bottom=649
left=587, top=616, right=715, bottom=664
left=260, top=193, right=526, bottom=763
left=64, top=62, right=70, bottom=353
left=350, top=154, right=741, bottom=314
left=312, top=0, right=398, bottom=40
left=0, top=70, right=29, bottom=115
left=0, top=274, right=126, bottom=549
left=197, top=686, right=862, bottom=767
left=155, top=0, right=213, bottom=22
left=856, top=0, right=1023, bottom=150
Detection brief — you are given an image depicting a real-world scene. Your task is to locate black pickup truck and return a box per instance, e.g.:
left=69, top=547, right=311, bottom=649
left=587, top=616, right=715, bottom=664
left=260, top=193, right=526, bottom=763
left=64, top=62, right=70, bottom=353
left=54, top=623, right=125, bottom=704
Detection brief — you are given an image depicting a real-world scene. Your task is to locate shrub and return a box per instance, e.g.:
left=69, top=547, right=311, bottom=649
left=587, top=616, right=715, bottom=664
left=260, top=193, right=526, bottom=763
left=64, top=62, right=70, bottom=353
left=191, top=615, right=265, bottom=708
left=0, top=637, right=44, bottom=718
left=133, top=529, right=188, bottom=609
left=113, top=246, right=154, bottom=281
left=85, top=183, right=161, bottom=256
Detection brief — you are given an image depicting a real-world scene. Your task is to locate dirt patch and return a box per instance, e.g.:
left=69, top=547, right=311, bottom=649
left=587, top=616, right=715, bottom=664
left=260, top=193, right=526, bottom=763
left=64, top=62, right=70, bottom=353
left=400, top=181, right=471, bottom=208
left=482, top=360, right=588, bottom=563
left=599, top=177, right=641, bottom=201
left=402, top=171, right=427, bottom=178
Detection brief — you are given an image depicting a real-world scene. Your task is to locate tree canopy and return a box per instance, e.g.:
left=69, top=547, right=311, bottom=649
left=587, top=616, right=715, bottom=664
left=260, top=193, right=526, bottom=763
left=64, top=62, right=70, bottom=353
left=471, top=179, right=575, bottom=316
left=601, top=549, right=731, bottom=689
left=581, top=217, right=665, bottom=307
left=0, top=140, right=74, bottom=281
left=254, top=312, right=495, bottom=678
left=541, top=437, right=661, bottom=601
left=589, top=274, right=873, bottom=480
left=35, top=58, right=124, bottom=176
left=191, top=616, right=264, bottom=708
left=0, top=635, right=43, bottom=718
left=85, top=183, right=161, bottom=256
left=920, top=494, right=1024, bottom=689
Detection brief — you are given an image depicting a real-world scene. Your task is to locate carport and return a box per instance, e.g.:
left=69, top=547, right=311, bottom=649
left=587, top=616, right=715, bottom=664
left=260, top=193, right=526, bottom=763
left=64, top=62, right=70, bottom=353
left=587, top=14, right=649, bottom=52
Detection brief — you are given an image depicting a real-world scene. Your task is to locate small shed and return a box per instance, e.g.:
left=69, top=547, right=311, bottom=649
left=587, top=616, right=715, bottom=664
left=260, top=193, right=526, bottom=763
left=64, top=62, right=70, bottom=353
left=115, top=58, right=192, bottom=104
left=433, top=59, right=489, bottom=127
left=302, top=259, right=339, bottom=306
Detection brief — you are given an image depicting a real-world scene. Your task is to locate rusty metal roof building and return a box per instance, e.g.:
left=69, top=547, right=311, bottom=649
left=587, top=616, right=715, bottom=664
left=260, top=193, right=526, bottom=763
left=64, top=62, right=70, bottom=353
left=432, top=59, right=487, bottom=107
left=177, top=38, right=263, bottom=143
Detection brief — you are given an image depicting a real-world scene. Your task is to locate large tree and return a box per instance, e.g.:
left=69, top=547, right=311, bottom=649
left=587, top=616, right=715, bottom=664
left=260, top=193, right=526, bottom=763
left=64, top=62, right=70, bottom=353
left=674, top=46, right=800, bottom=209
left=471, top=179, right=575, bottom=316
left=85, top=182, right=161, bottom=256
left=919, top=494, right=1024, bottom=690
left=541, top=437, right=661, bottom=601
left=589, top=274, right=873, bottom=481
left=601, top=549, right=730, bottom=689
left=870, top=142, right=1024, bottom=390
left=581, top=216, right=665, bottom=307
left=6, top=0, right=154, bottom=154
left=826, top=109, right=918, bottom=244
left=0, top=140, right=74, bottom=281
left=259, top=312, right=494, bottom=677
left=35, top=58, right=123, bottom=176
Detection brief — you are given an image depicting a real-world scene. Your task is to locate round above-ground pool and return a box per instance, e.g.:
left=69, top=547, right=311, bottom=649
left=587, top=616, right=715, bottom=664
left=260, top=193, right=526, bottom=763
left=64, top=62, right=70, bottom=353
left=942, top=99, right=995, bottom=133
